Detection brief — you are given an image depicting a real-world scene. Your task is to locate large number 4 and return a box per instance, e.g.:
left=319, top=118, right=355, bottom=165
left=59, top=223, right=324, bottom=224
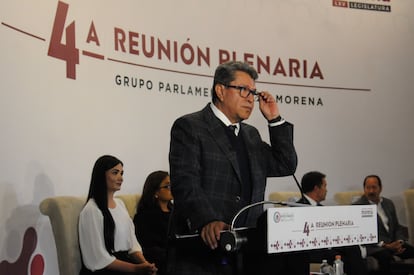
left=48, top=1, right=79, bottom=79
left=303, top=222, right=310, bottom=236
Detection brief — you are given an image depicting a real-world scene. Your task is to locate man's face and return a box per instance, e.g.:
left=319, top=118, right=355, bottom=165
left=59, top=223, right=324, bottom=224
left=364, top=177, right=382, bottom=203
left=316, top=178, right=328, bottom=202
left=216, top=71, right=256, bottom=123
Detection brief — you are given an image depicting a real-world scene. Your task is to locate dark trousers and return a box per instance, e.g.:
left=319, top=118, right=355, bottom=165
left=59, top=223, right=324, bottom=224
left=369, top=243, right=414, bottom=275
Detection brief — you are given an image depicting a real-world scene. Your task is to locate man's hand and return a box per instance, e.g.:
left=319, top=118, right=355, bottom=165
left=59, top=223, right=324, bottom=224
left=258, top=91, right=280, bottom=121
left=384, top=240, right=406, bottom=255
left=200, top=221, right=229, bottom=250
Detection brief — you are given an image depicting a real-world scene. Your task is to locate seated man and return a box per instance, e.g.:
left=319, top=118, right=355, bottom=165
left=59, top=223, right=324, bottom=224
left=297, top=171, right=368, bottom=275
left=353, top=174, right=414, bottom=275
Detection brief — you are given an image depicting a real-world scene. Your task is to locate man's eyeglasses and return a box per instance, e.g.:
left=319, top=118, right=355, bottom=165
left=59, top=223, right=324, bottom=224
left=221, top=83, right=260, bottom=101
left=159, top=184, right=171, bottom=190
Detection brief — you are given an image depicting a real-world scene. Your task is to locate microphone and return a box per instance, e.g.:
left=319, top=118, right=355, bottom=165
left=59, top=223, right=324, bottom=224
left=220, top=200, right=309, bottom=252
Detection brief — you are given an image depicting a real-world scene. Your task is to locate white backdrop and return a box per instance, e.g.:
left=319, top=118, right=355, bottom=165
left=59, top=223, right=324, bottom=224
left=1, top=0, right=413, bottom=274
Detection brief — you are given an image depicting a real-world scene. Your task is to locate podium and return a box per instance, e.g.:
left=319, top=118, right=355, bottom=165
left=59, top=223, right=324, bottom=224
left=265, top=205, right=378, bottom=253
left=220, top=204, right=378, bottom=252
left=172, top=204, right=378, bottom=275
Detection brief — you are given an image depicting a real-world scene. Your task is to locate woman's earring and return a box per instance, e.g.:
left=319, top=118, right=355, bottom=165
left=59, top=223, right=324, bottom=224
left=155, top=195, right=158, bottom=199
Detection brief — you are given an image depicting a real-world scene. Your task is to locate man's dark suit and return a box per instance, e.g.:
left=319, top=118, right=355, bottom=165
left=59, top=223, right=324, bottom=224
left=353, top=195, right=408, bottom=246
left=353, top=195, right=414, bottom=273
left=297, top=196, right=368, bottom=275
left=168, top=103, right=297, bottom=275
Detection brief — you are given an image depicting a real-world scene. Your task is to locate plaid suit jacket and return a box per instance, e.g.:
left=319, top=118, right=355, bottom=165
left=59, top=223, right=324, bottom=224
left=169, top=103, right=297, bottom=235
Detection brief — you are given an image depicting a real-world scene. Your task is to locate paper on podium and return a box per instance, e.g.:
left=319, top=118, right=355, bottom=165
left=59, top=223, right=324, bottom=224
left=266, top=205, right=377, bottom=253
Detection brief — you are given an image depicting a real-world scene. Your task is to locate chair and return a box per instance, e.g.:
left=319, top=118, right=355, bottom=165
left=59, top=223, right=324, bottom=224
left=333, top=191, right=364, bottom=205
left=268, top=191, right=301, bottom=205
left=403, top=189, right=414, bottom=245
left=39, top=194, right=141, bottom=275
left=116, top=193, right=141, bottom=218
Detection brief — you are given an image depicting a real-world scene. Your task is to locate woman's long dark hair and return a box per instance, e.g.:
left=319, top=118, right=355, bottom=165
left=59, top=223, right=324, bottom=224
left=136, top=170, right=170, bottom=213
left=87, top=155, right=123, bottom=254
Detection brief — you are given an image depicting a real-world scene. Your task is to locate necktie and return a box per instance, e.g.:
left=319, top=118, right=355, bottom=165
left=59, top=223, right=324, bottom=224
left=228, top=125, right=237, bottom=136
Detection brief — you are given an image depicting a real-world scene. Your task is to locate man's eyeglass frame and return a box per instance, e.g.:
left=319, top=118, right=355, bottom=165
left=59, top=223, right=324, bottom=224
left=219, top=82, right=261, bottom=101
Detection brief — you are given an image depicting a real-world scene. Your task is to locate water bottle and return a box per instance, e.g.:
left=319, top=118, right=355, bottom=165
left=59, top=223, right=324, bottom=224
left=333, top=255, right=344, bottom=275
left=320, top=259, right=334, bottom=275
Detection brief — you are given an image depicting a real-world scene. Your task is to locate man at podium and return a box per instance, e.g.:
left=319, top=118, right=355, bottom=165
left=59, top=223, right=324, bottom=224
left=167, top=61, right=297, bottom=275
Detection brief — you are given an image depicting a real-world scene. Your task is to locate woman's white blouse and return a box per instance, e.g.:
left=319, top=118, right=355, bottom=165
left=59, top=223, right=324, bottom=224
left=79, top=198, right=142, bottom=271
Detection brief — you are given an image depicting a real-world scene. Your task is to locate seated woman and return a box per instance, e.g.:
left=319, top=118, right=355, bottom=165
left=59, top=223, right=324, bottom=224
left=133, top=171, right=173, bottom=275
left=78, top=155, right=157, bottom=275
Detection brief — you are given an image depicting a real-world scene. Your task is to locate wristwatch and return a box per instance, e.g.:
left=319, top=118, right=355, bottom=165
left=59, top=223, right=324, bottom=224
left=268, top=115, right=282, bottom=123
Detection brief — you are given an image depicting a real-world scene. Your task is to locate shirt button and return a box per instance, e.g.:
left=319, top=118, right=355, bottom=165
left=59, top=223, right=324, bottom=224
left=235, top=196, right=241, bottom=202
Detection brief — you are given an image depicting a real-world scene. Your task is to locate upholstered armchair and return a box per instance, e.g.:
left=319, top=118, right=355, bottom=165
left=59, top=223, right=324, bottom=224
left=39, top=194, right=140, bottom=275
left=333, top=190, right=364, bottom=205
left=403, top=189, right=414, bottom=245
left=268, top=191, right=301, bottom=206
